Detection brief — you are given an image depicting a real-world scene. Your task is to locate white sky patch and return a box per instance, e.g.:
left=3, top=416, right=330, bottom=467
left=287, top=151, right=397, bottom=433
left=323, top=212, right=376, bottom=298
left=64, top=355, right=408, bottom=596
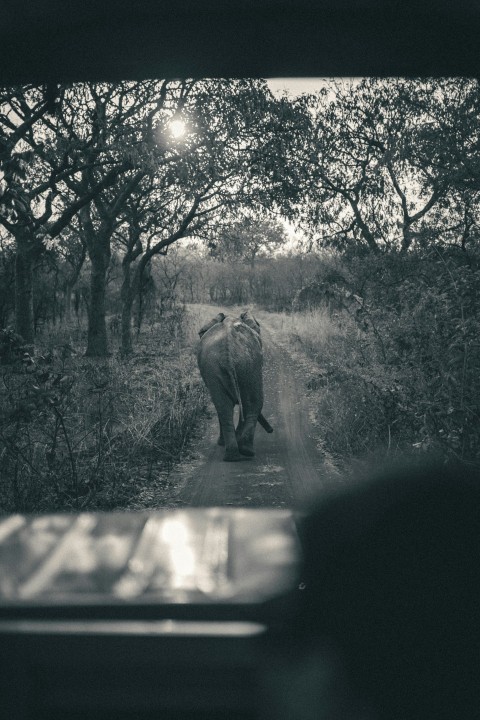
left=266, top=78, right=329, bottom=98
left=267, top=77, right=362, bottom=100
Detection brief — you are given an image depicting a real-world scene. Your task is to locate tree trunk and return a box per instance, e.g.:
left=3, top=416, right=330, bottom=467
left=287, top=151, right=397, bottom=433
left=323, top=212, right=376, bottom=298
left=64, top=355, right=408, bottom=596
left=64, top=240, right=86, bottom=325
left=80, top=205, right=111, bottom=357
left=135, top=290, right=143, bottom=337
left=120, top=262, right=134, bottom=355
left=64, top=284, right=73, bottom=323
left=400, top=221, right=413, bottom=253
left=15, top=234, right=35, bottom=348
left=85, top=246, right=110, bottom=357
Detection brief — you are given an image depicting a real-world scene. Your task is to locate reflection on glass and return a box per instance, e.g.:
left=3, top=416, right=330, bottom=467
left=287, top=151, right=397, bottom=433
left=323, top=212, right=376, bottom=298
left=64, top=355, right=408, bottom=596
left=162, top=515, right=196, bottom=590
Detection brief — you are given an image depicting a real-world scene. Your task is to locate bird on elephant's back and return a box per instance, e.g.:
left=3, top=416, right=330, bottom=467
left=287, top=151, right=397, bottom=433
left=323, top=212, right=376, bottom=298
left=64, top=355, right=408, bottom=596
left=197, top=310, right=273, bottom=462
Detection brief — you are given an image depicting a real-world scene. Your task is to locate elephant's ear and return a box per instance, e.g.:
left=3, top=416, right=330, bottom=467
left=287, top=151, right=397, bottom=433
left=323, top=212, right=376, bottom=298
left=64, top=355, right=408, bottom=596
left=198, top=312, right=226, bottom=338
left=240, top=310, right=261, bottom=334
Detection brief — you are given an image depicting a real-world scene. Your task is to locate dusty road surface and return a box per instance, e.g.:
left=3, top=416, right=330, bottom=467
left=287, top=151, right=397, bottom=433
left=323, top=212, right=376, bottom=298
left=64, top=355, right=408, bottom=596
left=170, top=308, right=333, bottom=509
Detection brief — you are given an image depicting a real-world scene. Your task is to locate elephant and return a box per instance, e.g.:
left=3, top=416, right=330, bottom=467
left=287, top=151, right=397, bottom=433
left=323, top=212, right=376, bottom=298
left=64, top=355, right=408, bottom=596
left=197, top=310, right=273, bottom=461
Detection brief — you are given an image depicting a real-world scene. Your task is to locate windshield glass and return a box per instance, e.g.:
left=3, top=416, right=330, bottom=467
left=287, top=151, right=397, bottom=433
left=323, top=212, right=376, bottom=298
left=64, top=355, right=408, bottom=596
left=0, top=77, right=478, bottom=514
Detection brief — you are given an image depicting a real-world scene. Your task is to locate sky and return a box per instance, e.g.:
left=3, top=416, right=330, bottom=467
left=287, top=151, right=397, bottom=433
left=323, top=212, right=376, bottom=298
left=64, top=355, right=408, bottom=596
left=266, top=77, right=328, bottom=97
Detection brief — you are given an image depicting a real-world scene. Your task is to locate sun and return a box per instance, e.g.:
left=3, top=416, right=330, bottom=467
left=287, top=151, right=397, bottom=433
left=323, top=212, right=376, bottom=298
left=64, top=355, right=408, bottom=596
left=169, top=119, right=186, bottom=139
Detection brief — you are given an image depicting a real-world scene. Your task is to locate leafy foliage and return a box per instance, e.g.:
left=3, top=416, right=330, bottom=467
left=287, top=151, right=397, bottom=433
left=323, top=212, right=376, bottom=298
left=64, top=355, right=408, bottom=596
left=0, top=313, right=208, bottom=513
left=265, top=248, right=480, bottom=470
left=207, top=214, right=290, bottom=267
left=303, top=78, right=480, bottom=255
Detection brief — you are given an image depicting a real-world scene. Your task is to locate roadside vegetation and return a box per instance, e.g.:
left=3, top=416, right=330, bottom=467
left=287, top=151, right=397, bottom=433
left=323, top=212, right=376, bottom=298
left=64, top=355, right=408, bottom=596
left=0, top=306, right=208, bottom=513
left=262, top=249, right=480, bottom=475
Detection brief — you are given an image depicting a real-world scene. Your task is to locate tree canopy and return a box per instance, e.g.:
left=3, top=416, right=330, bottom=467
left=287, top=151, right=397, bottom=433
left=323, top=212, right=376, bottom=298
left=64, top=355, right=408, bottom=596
left=303, top=77, right=480, bottom=254
left=1, top=77, right=480, bottom=354
left=0, top=78, right=312, bottom=353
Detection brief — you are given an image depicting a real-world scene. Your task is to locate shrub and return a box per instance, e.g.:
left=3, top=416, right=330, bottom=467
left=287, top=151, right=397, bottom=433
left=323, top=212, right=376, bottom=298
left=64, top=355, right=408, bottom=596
left=280, top=248, right=480, bottom=471
left=0, top=312, right=209, bottom=513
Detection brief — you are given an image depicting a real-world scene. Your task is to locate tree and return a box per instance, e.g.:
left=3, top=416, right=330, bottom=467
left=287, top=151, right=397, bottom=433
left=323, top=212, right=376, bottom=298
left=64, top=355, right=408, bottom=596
left=112, top=78, right=311, bottom=354
left=401, top=78, right=480, bottom=253
left=50, top=79, right=194, bottom=355
left=0, top=229, right=15, bottom=328
left=0, top=85, right=60, bottom=345
left=304, top=78, right=448, bottom=254
left=0, top=84, right=125, bottom=346
left=0, top=78, right=311, bottom=355
left=54, top=223, right=87, bottom=323
left=208, top=213, right=290, bottom=268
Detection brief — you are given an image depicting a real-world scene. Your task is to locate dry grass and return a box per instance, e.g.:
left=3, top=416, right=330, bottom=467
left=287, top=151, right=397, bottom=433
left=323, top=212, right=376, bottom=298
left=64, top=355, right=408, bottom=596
left=265, top=306, right=420, bottom=476
left=265, top=306, right=339, bottom=347
left=0, top=309, right=209, bottom=513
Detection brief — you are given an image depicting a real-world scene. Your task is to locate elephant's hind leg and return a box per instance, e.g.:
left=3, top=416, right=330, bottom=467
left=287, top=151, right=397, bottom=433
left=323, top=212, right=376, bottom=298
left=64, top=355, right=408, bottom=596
left=213, top=399, right=246, bottom=462
left=235, top=416, right=245, bottom=441
left=238, top=445, right=255, bottom=457
left=237, top=413, right=258, bottom=457
left=235, top=415, right=255, bottom=457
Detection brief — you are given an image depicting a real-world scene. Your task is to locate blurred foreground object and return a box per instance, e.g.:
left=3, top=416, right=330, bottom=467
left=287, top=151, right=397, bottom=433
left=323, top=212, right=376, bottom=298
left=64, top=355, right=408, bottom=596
left=0, top=508, right=300, bottom=720
left=293, top=461, right=480, bottom=720
left=2, top=1, right=480, bottom=82
left=2, top=462, right=479, bottom=720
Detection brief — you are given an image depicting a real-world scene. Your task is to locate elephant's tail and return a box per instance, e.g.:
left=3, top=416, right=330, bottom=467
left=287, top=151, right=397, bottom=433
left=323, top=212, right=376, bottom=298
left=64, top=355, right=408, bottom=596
left=231, top=367, right=244, bottom=423
left=227, top=328, right=244, bottom=422
left=258, top=413, right=274, bottom=433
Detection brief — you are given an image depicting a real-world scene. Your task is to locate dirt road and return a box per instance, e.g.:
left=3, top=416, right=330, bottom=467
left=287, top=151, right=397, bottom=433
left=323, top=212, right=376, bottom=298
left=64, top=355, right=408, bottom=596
left=169, top=309, right=333, bottom=509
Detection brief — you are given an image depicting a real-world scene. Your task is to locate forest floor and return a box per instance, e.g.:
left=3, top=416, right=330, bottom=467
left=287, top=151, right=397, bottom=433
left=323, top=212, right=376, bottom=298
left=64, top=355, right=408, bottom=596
left=146, top=305, right=342, bottom=510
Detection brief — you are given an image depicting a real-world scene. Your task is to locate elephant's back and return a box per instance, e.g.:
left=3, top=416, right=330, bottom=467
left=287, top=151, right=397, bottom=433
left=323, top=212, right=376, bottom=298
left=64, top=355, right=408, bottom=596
left=196, top=323, right=231, bottom=382
left=197, top=322, right=228, bottom=361
left=228, top=320, right=262, bottom=365
left=197, top=318, right=262, bottom=375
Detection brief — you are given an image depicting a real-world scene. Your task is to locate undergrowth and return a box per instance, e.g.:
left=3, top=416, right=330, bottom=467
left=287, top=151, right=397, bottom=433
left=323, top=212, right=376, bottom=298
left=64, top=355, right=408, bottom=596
left=271, top=251, right=480, bottom=475
left=0, top=308, right=208, bottom=513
